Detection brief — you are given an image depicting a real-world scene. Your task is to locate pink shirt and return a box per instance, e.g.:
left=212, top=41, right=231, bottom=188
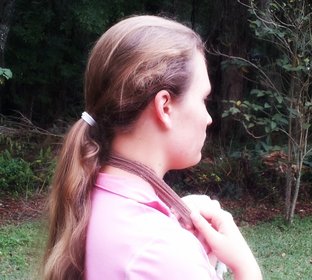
left=85, top=173, right=220, bottom=279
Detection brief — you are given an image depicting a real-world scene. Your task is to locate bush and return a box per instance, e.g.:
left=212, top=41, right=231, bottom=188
left=167, top=144, right=287, bottom=203
left=0, top=151, right=35, bottom=193
left=31, top=147, right=56, bottom=190
left=0, top=120, right=58, bottom=194
left=0, top=147, right=56, bottom=195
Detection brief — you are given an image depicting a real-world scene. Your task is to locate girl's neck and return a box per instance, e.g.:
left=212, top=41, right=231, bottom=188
left=104, top=153, right=193, bottom=230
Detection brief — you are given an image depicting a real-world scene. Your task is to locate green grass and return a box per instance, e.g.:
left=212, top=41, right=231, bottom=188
left=0, top=221, right=44, bottom=280
left=0, top=217, right=311, bottom=279
left=241, top=216, right=312, bottom=280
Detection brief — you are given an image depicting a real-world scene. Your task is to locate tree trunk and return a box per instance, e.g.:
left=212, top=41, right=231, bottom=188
left=285, top=164, right=292, bottom=221
left=214, top=0, right=251, bottom=140
left=0, top=0, right=16, bottom=113
left=0, top=0, right=16, bottom=66
left=289, top=160, right=303, bottom=223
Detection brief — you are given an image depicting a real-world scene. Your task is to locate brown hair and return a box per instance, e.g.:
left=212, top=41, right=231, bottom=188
left=43, top=15, right=204, bottom=280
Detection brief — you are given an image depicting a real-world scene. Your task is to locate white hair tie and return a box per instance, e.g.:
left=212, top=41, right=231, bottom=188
left=81, top=111, right=96, bottom=126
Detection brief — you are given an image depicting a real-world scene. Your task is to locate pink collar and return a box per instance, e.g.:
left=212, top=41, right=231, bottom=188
left=95, top=172, right=172, bottom=217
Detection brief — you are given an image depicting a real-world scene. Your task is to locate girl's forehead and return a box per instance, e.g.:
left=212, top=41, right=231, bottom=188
left=187, top=52, right=210, bottom=94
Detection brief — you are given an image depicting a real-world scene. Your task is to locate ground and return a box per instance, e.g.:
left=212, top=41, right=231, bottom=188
left=0, top=192, right=311, bottom=226
left=0, top=192, right=46, bottom=226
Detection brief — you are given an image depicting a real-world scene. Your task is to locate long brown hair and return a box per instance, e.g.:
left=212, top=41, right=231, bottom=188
left=43, top=15, right=204, bottom=280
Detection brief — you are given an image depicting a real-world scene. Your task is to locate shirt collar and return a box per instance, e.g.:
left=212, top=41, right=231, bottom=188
left=95, top=172, right=172, bottom=216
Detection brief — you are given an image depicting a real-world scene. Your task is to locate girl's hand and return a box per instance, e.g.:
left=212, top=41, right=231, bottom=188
left=181, top=195, right=221, bottom=266
left=181, top=194, right=220, bottom=212
left=190, top=207, right=262, bottom=280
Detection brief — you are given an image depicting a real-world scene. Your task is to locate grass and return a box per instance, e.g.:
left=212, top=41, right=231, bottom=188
left=241, top=216, right=312, bottom=280
left=0, top=221, right=44, bottom=280
left=0, top=216, right=311, bottom=279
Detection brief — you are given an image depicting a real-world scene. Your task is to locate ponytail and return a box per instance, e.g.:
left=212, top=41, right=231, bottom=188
left=43, top=120, right=100, bottom=280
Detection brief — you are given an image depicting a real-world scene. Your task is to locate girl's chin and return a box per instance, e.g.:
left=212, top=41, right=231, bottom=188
left=179, top=154, right=203, bottom=170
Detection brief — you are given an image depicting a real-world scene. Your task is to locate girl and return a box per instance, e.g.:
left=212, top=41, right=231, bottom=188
left=43, top=15, right=262, bottom=280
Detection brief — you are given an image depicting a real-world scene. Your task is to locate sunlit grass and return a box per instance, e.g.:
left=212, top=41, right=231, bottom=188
left=0, top=216, right=311, bottom=279
left=241, top=216, right=312, bottom=280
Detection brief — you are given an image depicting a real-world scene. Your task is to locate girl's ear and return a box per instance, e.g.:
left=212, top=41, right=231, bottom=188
left=153, top=90, right=173, bottom=129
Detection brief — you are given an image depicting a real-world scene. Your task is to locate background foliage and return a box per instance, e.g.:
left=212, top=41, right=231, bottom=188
left=0, top=0, right=311, bottom=220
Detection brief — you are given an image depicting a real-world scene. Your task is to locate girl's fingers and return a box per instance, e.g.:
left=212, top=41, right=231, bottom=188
left=196, top=207, right=234, bottom=231
left=182, top=194, right=221, bottom=213
left=190, top=211, right=221, bottom=245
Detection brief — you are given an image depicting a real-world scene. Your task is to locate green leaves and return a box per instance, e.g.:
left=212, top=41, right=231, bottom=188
left=72, top=1, right=111, bottom=35
left=0, top=68, right=13, bottom=80
left=0, top=153, right=35, bottom=192
left=222, top=86, right=291, bottom=137
left=276, top=56, right=310, bottom=73
left=224, top=1, right=312, bottom=223
left=0, top=68, right=13, bottom=86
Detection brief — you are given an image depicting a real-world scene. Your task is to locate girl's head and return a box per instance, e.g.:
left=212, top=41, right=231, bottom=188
left=84, top=15, right=205, bottom=160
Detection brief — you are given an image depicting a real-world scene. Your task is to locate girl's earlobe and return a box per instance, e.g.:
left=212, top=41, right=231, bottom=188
left=154, top=90, right=172, bottom=129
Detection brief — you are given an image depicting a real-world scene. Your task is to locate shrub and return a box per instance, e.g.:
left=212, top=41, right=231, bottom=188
left=31, top=147, right=56, bottom=191
left=0, top=120, right=58, bottom=194
left=0, top=151, right=35, bottom=193
left=167, top=143, right=288, bottom=203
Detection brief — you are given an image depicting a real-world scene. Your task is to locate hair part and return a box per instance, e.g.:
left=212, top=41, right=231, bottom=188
left=43, top=15, right=205, bottom=280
